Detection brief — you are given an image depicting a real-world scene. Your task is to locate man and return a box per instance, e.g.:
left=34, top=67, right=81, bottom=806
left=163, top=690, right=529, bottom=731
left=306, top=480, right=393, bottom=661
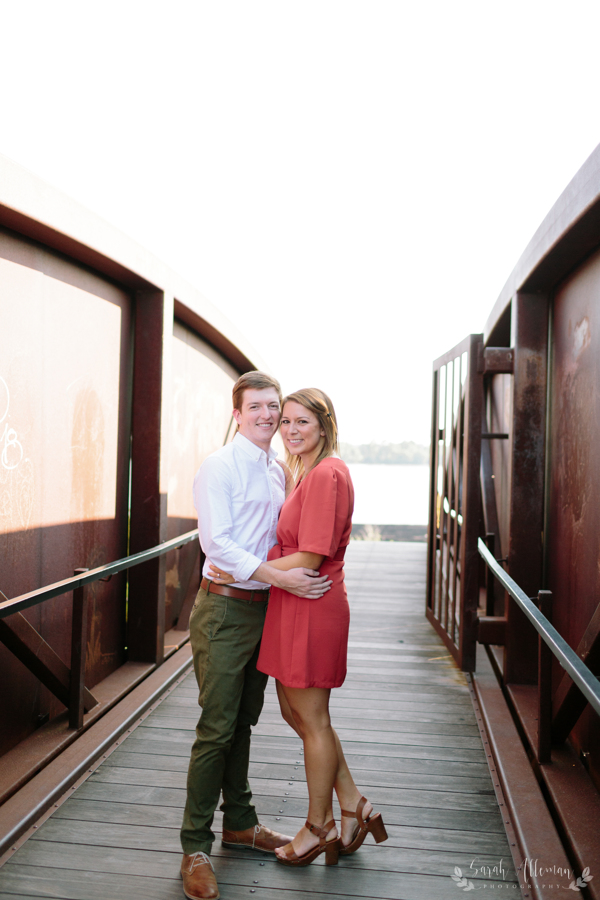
left=180, top=371, right=331, bottom=900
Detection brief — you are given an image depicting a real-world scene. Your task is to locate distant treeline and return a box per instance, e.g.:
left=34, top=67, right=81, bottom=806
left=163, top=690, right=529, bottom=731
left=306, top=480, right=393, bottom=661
left=340, top=441, right=429, bottom=465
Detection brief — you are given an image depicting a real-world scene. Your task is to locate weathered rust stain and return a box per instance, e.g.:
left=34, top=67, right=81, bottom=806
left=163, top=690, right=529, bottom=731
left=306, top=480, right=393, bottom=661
left=70, top=387, right=105, bottom=521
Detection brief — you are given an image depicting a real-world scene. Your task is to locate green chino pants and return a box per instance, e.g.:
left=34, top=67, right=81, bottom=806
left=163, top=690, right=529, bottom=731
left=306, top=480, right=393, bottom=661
left=180, top=585, right=269, bottom=855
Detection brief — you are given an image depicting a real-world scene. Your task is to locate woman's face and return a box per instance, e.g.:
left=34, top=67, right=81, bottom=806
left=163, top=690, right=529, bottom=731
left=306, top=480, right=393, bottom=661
left=280, top=401, right=325, bottom=460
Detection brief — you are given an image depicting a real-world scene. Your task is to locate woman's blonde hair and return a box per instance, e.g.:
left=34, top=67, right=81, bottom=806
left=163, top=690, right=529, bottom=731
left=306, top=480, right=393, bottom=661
left=282, top=388, right=339, bottom=481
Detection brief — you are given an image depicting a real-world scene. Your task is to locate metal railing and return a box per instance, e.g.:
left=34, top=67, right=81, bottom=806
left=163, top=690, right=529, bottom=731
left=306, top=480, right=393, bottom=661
left=0, top=529, right=199, bottom=728
left=0, top=529, right=199, bottom=619
left=478, top=537, right=600, bottom=762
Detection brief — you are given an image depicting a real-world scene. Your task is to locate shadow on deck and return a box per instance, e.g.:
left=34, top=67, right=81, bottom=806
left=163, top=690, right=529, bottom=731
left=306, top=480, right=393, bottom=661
left=0, top=542, right=519, bottom=900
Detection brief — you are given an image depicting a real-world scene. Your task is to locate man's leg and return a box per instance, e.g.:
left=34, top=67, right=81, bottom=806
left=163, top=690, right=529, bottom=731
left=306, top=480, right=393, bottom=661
left=218, top=634, right=293, bottom=854
left=220, top=635, right=268, bottom=830
left=180, top=590, right=267, bottom=855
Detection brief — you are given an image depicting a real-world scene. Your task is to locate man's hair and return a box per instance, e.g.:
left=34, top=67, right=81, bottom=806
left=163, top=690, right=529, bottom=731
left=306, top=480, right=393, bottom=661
left=232, top=371, right=282, bottom=412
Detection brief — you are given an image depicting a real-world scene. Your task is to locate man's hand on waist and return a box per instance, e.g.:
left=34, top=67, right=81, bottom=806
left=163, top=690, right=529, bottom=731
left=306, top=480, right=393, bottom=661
left=279, top=567, right=332, bottom=598
left=252, top=562, right=332, bottom=598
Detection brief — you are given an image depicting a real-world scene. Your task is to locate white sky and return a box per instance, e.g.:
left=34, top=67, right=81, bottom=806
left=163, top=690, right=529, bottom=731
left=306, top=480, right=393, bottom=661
left=2, top=1, right=599, bottom=444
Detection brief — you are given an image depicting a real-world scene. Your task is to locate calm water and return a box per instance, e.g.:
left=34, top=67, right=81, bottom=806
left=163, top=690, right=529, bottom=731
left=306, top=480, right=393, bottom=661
left=347, top=464, right=429, bottom=525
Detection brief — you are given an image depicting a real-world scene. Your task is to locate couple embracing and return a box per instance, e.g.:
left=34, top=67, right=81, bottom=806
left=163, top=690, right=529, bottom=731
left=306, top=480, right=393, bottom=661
left=180, top=371, right=388, bottom=900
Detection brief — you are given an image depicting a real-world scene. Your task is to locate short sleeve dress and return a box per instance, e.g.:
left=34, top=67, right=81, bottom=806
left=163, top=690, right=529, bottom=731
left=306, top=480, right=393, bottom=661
left=257, top=457, right=354, bottom=688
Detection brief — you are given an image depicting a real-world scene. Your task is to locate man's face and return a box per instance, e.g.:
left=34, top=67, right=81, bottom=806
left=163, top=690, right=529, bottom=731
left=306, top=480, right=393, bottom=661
left=233, top=387, right=281, bottom=450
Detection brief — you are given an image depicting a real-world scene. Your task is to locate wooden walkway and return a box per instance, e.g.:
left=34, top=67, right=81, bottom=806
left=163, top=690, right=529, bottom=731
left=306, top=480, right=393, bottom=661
left=0, top=542, right=520, bottom=899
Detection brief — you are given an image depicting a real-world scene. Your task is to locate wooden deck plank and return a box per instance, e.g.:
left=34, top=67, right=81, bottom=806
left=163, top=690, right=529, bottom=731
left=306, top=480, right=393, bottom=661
left=103, top=751, right=494, bottom=792
left=84, top=767, right=500, bottom=814
left=166, top=691, right=475, bottom=711
left=119, top=732, right=489, bottom=775
left=156, top=699, right=478, bottom=726
left=52, top=799, right=512, bottom=853
left=142, top=710, right=482, bottom=739
left=26, top=823, right=519, bottom=881
left=0, top=542, right=519, bottom=900
left=65, top=781, right=508, bottom=834
left=139, top=717, right=486, bottom=749
left=1, top=850, right=514, bottom=899
left=0, top=864, right=489, bottom=900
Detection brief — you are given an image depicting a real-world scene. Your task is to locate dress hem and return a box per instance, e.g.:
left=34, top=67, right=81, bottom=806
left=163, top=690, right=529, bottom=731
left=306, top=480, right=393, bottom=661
left=258, top=671, right=346, bottom=689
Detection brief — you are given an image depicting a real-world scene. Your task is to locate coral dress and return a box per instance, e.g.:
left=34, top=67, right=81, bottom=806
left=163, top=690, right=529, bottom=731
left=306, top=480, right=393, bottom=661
left=257, top=457, right=354, bottom=688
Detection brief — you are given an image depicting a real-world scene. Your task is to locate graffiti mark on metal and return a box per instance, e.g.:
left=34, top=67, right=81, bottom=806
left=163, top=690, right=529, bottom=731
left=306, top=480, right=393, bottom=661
left=0, top=376, right=24, bottom=471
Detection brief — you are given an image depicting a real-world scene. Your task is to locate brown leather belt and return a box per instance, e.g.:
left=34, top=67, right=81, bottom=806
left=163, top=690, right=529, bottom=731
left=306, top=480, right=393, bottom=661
left=201, top=577, right=269, bottom=602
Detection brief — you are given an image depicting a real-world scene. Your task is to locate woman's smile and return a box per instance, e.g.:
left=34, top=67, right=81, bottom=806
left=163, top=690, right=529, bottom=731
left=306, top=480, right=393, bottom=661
left=280, top=401, right=325, bottom=468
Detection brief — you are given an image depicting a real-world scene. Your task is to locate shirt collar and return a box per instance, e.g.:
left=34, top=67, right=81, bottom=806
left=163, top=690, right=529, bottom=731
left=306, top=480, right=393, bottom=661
left=233, top=431, right=278, bottom=462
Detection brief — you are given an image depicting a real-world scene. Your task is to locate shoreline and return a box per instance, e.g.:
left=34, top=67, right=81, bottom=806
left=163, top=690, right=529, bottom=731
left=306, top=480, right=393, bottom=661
left=351, top=523, right=427, bottom=543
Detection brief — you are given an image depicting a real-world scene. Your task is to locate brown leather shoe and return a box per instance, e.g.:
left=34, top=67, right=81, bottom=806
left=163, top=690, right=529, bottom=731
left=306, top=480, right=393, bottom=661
left=180, top=852, right=220, bottom=900
left=222, top=823, right=293, bottom=853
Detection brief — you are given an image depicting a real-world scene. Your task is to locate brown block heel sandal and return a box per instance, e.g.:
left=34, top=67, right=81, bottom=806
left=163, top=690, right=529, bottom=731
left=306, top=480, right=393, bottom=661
left=276, top=820, right=340, bottom=866
left=339, top=796, right=388, bottom=855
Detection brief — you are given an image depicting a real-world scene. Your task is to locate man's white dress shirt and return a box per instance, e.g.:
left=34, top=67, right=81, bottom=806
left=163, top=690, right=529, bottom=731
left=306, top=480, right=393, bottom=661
left=193, top=432, right=286, bottom=590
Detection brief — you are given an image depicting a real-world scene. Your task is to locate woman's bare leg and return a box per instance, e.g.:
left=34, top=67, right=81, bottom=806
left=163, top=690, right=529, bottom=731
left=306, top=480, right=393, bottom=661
left=275, top=679, right=301, bottom=735
left=273, top=682, right=338, bottom=859
left=274, top=681, right=371, bottom=848
left=330, top=727, right=373, bottom=845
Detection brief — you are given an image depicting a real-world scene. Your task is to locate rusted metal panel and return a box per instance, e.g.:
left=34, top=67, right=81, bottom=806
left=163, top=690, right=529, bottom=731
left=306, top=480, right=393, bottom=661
left=0, top=228, right=131, bottom=757
left=0, top=613, right=96, bottom=713
left=548, top=247, right=600, bottom=787
left=165, top=321, right=239, bottom=630
left=473, top=649, right=580, bottom=900
left=552, top=600, right=600, bottom=743
left=505, top=292, right=549, bottom=684
left=540, top=746, right=600, bottom=900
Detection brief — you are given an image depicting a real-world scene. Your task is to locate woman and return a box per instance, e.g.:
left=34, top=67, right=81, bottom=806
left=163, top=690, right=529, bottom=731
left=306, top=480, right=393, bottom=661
left=210, top=388, right=387, bottom=866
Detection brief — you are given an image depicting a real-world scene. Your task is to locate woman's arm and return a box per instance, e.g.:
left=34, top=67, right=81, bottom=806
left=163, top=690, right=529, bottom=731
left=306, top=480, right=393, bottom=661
left=207, top=550, right=324, bottom=584
left=264, top=551, right=323, bottom=571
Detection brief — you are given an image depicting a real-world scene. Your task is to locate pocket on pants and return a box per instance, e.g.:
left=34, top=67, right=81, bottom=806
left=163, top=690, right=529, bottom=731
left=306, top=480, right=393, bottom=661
left=207, top=595, right=228, bottom=640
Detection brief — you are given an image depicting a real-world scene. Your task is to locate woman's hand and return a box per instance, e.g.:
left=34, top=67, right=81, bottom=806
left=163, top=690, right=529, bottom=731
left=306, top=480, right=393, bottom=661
left=208, top=563, right=236, bottom=585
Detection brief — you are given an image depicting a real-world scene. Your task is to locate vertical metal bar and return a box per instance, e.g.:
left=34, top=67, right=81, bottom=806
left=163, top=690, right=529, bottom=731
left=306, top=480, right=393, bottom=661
left=426, top=369, right=439, bottom=613
left=485, top=533, right=496, bottom=616
left=537, top=590, right=553, bottom=764
left=128, top=290, right=173, bottom=665
left=435, top=366, right=447, bottom=625
left=457, top=335, right=484, bottom=671
left=449, top=354, right=464, bottom=644
left=443, top=359, right=457, bottom=633
left=69, top=568, right=89, bottom=730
